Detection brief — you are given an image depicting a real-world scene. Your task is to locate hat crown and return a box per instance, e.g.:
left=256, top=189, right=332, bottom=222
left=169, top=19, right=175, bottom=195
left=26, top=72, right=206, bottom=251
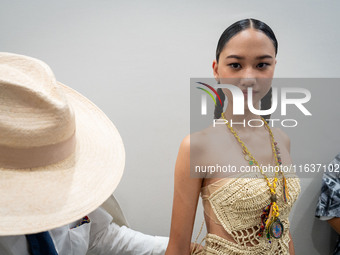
left=0, top=53, right=75, bottom=148
left=0, top=52, right=125, bottom=235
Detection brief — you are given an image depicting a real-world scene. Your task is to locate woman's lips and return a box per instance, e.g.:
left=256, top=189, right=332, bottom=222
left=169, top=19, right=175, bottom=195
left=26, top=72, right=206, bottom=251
left=242, top=90, right=259, bottom=98
left=242, top=90, right=259, bottom=94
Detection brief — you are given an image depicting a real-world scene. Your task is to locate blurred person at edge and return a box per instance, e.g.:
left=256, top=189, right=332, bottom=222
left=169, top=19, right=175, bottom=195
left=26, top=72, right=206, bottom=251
left=316, top=153, right=340, bottom=255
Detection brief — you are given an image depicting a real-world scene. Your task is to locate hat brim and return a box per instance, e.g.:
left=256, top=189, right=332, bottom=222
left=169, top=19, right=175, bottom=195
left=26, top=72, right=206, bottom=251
left=0, top=82, right=125, bottom=235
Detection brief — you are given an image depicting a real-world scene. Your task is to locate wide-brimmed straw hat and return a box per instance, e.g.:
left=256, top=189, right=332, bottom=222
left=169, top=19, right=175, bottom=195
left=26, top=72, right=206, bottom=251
left=0, top=52, right=125, bottom=235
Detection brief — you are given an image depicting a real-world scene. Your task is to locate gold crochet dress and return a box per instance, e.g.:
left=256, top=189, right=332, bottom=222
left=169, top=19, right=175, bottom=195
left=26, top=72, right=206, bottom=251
left=195, top=172, right=300, bottom=255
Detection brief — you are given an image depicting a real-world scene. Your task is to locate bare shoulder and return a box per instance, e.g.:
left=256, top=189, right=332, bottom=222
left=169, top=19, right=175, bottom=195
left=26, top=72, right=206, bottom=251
left=271, top=127, right=290, bottom=142
left=176, top=127, right=216, bottom=181
left=179, top=125, right=216, bottom=155
left=271, top=127, right=291, bottom=151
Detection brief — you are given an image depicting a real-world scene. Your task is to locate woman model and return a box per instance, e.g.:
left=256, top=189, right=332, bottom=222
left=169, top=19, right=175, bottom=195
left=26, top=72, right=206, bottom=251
left=165, top=18, right=301, bottom=255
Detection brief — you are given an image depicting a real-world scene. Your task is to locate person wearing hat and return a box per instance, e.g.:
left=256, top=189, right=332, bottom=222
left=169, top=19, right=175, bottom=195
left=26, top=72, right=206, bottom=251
left=0, top=52, right=169, bottom=255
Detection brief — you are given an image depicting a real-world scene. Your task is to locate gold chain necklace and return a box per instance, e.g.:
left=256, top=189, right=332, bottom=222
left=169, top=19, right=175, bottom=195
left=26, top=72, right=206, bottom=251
left=221, top=113, right=289, bottom=242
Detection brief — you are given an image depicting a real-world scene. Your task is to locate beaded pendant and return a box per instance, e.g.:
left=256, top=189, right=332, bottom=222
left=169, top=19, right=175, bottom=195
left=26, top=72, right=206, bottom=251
left=269, top=219, right=284, bottom=239
left=258, top=194, right=284, bottom=242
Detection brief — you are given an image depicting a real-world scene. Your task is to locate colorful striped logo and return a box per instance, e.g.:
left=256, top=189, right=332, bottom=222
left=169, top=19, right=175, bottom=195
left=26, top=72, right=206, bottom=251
left=196, top=82, right=222, bottom=107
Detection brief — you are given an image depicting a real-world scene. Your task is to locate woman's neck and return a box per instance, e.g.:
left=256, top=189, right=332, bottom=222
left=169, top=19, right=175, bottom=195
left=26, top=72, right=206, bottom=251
left=222, top=102, right=263, bottom=133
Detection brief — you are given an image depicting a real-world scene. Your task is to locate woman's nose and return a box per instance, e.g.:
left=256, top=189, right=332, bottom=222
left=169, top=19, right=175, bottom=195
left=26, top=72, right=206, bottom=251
left=240, top=77, right=256, bottom=88
left=239, top=68, right=256, bottom=87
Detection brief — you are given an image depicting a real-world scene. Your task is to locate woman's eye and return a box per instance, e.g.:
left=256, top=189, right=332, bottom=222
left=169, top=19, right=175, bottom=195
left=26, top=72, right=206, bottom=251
left=229, top=63, right=241, bottom=69
left=257, top=63, right=270, bottom=69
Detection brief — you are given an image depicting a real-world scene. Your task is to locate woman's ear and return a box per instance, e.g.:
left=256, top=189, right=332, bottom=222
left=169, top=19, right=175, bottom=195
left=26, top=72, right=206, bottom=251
left=212, top=60, right=219, bottom=81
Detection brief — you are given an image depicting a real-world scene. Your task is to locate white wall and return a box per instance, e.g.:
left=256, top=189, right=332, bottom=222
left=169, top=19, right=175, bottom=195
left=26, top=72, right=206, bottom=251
left=1, top=1, right=339, bottom=254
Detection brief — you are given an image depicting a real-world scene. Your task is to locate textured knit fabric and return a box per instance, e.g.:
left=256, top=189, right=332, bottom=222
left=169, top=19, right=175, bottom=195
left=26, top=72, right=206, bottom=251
left=195, top=172, right=300, bottom=254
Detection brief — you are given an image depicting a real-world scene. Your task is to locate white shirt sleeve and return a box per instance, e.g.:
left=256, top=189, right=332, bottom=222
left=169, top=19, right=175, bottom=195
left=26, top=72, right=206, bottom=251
left=319, top=216, right=334, bottom=221
left=87, top=207, right=169, bottom=255
left=151, top=236, right=169, bottom=255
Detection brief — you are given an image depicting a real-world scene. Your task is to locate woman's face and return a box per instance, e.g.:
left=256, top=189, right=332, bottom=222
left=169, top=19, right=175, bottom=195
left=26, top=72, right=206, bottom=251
left=212, top=28, right=276, bottom=106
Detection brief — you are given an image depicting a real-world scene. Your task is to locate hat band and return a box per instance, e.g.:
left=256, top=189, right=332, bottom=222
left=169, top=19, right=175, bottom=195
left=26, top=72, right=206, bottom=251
left=0, top=132, right=76, bottom=169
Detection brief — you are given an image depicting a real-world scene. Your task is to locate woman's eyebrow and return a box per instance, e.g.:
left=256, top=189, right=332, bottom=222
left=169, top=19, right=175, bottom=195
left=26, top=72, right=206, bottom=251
left=225, top=55, right=273, bottom=60
left=256, top=55, right=273, bottom=60
left=226, top=55, right=244, bottom=60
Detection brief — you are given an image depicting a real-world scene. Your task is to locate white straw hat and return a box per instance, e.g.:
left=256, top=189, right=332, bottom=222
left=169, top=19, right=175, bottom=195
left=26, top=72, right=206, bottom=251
left=0, top=52, right=125, bottom=235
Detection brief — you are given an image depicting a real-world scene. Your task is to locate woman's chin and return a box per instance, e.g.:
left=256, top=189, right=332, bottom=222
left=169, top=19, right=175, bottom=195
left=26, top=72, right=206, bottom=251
left=243, top=101, right=260, bottom=111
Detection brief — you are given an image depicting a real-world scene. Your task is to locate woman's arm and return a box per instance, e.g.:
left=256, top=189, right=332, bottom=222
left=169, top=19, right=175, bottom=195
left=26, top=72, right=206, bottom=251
left=288, top=231, right=295, bottom=255
left=165, top=135, right=203, bottom=255
left=327, top=217, right=340, bottom=234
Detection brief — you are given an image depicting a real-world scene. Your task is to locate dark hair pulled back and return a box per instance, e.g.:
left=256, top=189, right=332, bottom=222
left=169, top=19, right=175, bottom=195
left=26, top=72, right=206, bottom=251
left=214, top=18, right=278, bottom=120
